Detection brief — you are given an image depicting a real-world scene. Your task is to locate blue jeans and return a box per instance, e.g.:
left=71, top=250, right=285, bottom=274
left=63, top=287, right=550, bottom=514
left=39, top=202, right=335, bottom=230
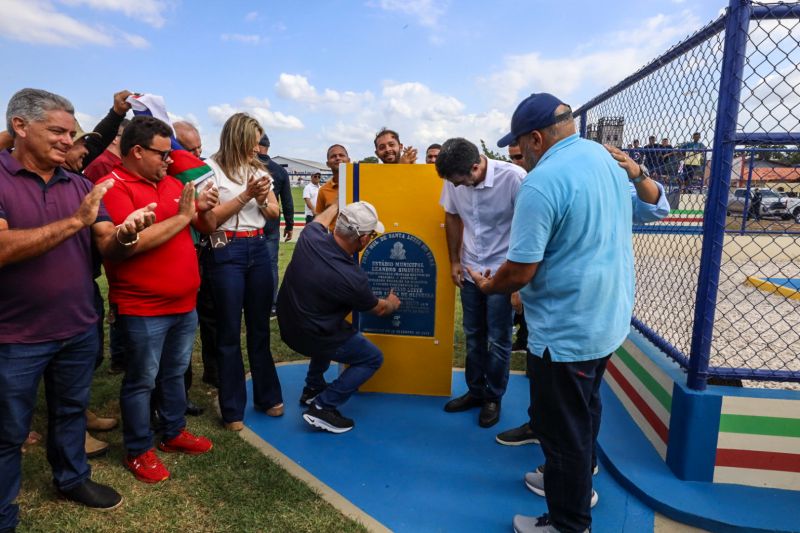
left=207, top=236, right=283, bottom=423
left=117, top=311, right=197, bottom=456
left=460, top=281, right=514, bottom=402
left=264, top=230, right=280, bottom=308
left=0, top=327, right=98, bottom=530
left=530, top=349, right=610, bottom=533
left=305, top=333, right=383, bottom=409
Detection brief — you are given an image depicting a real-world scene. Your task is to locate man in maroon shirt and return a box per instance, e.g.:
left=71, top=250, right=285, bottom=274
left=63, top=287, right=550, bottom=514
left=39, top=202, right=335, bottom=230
left=98, top=116, right=218, bottom=484
left=84, top=117, right=130, bottom=183
left=0, top=88, right=156, bottom=531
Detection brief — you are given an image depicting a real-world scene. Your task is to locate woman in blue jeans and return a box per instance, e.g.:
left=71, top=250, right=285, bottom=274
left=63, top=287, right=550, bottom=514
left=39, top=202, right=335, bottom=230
left=204, top=113, right=283, bottom=431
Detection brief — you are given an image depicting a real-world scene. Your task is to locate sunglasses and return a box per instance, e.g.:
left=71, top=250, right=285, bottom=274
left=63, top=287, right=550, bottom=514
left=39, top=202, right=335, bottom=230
left=510, top=154, right=524, bottom=161
left=140, top=145, right=172, bottom=161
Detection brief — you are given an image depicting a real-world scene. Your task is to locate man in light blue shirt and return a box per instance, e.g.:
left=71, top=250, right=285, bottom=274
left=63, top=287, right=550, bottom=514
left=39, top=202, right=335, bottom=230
left=469, top=93, right=667, bottom=533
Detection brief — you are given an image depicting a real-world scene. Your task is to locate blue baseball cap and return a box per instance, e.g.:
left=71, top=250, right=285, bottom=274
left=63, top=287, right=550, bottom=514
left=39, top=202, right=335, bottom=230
left=497, top=93, right=566, bottom=147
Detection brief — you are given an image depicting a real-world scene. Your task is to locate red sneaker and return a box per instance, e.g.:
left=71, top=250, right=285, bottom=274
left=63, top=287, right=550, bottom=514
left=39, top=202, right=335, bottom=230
left=158, top=428, right=213, bottom=455
left=124, top=449, right=169, bottom=484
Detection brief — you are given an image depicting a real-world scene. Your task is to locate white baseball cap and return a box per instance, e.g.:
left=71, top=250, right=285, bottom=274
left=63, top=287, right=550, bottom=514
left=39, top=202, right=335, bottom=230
left=338, top=201, right=385, bottom=235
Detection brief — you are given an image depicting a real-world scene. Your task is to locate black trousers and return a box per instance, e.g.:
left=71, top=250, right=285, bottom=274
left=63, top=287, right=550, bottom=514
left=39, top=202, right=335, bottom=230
left=529, top=349, right=610, bottom=533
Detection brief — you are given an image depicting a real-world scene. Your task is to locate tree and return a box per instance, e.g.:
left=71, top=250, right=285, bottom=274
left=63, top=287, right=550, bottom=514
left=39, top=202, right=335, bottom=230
left=359, top=156, right=379, bottom=163
left=480, top=139, right=510, bottom=162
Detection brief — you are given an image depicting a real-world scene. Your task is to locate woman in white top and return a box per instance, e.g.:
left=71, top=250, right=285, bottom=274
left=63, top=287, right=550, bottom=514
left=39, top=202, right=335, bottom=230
left=204, top=113, right=283, bottom=430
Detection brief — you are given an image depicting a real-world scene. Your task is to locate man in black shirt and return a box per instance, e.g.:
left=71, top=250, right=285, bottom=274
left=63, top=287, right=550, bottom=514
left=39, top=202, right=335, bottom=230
left=277, top=201, right=401, bottom=433
left=257, top=134, right=294, bottom=314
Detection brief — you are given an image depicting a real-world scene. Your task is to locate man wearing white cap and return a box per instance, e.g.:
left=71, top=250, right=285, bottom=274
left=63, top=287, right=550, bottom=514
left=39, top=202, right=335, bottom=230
left=277, top=202, right=401, bottom=433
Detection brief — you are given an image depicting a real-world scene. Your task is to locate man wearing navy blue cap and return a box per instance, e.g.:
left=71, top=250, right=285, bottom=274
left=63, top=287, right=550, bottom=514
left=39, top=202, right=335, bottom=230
left=469, top=93, right=667, bottom=533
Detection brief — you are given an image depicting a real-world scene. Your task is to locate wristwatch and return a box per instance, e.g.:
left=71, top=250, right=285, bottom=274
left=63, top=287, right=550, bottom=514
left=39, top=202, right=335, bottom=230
left=631, top=164, right=650, bottom=184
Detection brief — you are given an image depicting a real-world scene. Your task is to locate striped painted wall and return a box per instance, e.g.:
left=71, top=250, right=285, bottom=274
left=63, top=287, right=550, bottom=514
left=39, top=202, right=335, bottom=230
left=605, top=339, right=674, bottom=459
left=714, top=396, right=800, bottom=491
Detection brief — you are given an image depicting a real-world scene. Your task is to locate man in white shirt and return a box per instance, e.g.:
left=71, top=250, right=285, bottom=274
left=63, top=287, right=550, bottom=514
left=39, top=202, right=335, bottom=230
left=303, top=172, right=321, bottom=224
left=436, top=137, right=525, bottom=428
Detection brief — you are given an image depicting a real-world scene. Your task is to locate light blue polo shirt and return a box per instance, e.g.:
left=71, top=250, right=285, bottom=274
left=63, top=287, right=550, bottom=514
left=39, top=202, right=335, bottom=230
left=507, top=134, right=634, bottom=362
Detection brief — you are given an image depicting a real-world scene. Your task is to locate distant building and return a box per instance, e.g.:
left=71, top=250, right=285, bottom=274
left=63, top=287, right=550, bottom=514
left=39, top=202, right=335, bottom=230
left=732, top=155, right=800, bottom=193
left=271, top=156, right=332, bottom=186
left=586, top=117, right=625, bottom=147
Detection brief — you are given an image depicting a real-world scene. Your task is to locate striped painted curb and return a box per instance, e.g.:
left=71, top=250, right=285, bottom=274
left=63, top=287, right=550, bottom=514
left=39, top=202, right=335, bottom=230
left=605, top=340, right=674, bottom=459
left=714, top=396, right=800, bottom=490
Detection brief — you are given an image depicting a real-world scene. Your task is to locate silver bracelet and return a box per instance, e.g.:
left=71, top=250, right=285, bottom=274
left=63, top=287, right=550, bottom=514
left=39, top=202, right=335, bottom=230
left=258, top=200, right=269, bottom=209
left=115, top=226, right=139, bottom=247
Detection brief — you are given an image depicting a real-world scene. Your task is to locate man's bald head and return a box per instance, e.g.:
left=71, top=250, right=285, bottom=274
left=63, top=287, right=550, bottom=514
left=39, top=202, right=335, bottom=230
left=173, top=121, right=202, bottom=157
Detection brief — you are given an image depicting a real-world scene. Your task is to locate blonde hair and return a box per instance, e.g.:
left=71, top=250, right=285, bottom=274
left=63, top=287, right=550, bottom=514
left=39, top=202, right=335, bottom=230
left=212, top=113, right=268, bottom=185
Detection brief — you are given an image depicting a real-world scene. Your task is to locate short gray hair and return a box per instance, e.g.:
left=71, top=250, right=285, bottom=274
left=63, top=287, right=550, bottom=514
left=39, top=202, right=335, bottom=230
left=334, top=216, right=360, bottom=241
left=6, top=88, right=74, bottom=138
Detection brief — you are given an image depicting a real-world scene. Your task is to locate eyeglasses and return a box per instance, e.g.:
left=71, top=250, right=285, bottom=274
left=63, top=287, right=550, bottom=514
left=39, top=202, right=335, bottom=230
left=510, top=154, right=524, bottom=161
left=140, top=145, right=172, bottom=161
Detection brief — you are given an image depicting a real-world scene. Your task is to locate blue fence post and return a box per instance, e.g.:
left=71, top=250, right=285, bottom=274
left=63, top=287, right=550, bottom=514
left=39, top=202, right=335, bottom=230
left=688, top=0, right=752, bottom=391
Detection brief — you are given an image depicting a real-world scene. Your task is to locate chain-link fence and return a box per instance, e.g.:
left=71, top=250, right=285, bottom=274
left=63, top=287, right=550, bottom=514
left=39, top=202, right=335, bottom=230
left=573, top=0, right=800, bottom=389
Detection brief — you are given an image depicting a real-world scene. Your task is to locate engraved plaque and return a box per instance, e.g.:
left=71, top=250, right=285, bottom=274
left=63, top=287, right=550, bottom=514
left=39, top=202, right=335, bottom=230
left=360, top=232, right=436, bottom=337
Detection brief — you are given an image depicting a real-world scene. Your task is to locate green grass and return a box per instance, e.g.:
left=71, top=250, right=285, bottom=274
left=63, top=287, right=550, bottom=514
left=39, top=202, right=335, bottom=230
left=17, top=241, right=525, bottom=532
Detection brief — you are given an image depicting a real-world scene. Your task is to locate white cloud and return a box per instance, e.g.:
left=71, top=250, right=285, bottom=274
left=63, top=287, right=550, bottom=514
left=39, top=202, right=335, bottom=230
left=311, top=80, right=509, bottom=158
left=0, top=0, right=151, bottom=48
left=481, top=10, right=703, bottom=109
left=221, top=33, right=262, bottom=45
left=275, top=73, right=375, bottom=114
left=122, top=33, right=150, bottom=48
left=368, top=0, right=445, bottom=28
left=244, top=11, right=258, bottom=21
left=207, top=98, right=304, bottom=131
left=58, top=0, right=168, bottom=28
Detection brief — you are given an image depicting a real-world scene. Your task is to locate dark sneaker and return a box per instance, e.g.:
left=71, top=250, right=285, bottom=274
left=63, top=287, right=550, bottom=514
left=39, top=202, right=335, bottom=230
left=302, top=404, right=354, bottom=434
left=513, top=513, right=587, bottom=533
left=58, top=478, right=123, bottom=511
left=299, top=386, right=326, bottom=406
left=185, top=399, right=204, bottom=416
left=478, top=401, right=501, bottom=428
left=496, top=422, right=540, bottom=446
left=524, top=465, right=598, bottom=507
left=443, top=392, right=483, bottom=412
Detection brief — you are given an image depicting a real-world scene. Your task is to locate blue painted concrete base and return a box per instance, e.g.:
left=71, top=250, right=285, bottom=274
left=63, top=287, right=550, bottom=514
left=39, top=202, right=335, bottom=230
left=599, top=381, right=800, bottom=533
left=246, top=363, right=655, bottom=532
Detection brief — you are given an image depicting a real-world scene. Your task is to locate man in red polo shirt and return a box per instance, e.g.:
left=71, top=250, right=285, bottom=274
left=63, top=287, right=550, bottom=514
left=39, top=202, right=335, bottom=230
left=98, top=116, right=218, bottom=483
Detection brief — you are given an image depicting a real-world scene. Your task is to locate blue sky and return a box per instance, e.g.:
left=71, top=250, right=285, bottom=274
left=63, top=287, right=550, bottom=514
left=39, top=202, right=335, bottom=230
left=0, top=0, right=727, bottom=162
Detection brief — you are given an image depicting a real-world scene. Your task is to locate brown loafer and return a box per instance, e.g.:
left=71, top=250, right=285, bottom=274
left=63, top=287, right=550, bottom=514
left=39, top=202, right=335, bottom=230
left=87, top=410, right=118, bottom=431
left=85, top=431, right=110, bottom=458
left=224, top=421, right=244, bottom=432
left=265, top=403, right=284, bottom=417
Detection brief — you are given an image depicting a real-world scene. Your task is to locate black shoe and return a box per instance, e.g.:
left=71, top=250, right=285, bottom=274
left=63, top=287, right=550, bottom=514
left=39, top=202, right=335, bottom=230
left=496, top=422, right=539, bottom=446
left=58, top=479, right=123, bottom=511
left=479, top=401, right=501, bottom=428
left=302, top=404, right=354, bottom=434
left=443, top=392, right=483, bottom=413
left=299, top=386, right=326, bottom=406
left=185, top=399, right=204, bottom=416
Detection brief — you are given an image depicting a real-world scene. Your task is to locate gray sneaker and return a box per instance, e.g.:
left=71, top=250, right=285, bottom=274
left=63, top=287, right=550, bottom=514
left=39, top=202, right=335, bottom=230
left=524, top=465, right=599, bottom=508
left=513, top=514, right=588, bottom=533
